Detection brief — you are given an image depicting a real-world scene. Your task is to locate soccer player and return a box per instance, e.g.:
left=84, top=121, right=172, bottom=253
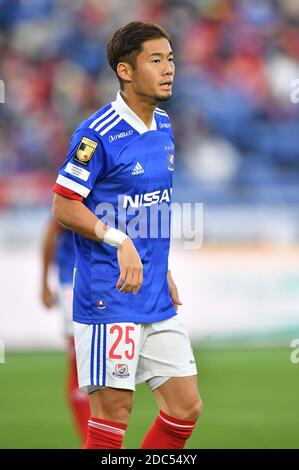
left=52, top=21, right=203, bottom=449
left=41, top=218, right=90, bottom=445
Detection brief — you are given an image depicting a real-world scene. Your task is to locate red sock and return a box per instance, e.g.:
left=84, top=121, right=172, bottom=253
left=141, top=410, right=196, bottom=449
left=67, top=337, right=90, bottom=445
left=85, top=417, right=127, bottom=449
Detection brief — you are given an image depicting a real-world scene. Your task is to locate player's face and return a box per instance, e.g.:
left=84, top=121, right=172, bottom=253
left=131, top=38, right=175, bottom=103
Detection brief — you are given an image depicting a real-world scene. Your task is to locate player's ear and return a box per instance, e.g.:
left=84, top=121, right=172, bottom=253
left=117, top=62, right=132, bottom=84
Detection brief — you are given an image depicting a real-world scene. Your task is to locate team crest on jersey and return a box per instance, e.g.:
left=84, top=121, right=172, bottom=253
left=112, top=364, right=129, bottom=378
left=74, top=136, right=97, bottom=166
left=167, top=154, right=174, bottom=171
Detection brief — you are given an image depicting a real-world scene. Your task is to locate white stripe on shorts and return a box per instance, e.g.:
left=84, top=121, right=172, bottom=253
left=94, top=325, right=99, bottom=385
left=99, top=324, right=104, bottom=386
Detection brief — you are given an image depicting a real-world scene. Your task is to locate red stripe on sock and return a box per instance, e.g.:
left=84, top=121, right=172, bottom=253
left=158, top=410, right=196, bottom=428
left=87, top=416, right=127, bottom=431
left=141, top=411, right=196, bottom=449
left=85, top=416, right=127, bottom=449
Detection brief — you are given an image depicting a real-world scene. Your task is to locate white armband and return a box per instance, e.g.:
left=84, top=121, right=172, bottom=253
left=103, top=227, right=128, bottom=248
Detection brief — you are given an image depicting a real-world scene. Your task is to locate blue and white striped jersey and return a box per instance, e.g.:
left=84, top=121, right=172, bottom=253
left=55, top=91, right=176, bottom=324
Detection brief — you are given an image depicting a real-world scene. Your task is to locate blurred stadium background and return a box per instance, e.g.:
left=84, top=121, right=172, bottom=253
left=0, top=0, right=299, bottom=449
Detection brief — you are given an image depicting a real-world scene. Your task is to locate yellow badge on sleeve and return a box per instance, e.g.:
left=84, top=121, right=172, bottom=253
left=74, top=136, right=97, bottom=166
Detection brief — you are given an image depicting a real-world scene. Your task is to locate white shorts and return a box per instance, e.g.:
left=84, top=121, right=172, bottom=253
left=57, top=284, right=74, bottom=337
left=73, top=316, right=198, bottom=392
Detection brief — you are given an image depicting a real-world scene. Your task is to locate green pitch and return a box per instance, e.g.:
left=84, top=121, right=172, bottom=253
left=0, top=347, right=298, bottom=448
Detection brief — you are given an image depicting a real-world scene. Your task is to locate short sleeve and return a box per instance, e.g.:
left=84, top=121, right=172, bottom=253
left=55, top=128, right=106, bottom=199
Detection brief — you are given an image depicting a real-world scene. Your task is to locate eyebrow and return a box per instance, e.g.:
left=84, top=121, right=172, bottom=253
left=149, top=51, right=174, bottom=57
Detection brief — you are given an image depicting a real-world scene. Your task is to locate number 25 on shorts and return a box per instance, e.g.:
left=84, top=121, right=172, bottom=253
left=108, top=324, right=137, bottom=361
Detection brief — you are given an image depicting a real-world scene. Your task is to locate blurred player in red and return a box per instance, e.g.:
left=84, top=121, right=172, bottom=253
left=41, top=218, right=90, bottom=445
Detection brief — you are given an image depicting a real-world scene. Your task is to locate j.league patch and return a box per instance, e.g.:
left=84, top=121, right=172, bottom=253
left=74, top=137, right=97, bottom=166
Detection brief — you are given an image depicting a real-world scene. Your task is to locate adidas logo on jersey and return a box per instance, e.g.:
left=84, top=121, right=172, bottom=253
left=132, top=162, right=144, bottom=175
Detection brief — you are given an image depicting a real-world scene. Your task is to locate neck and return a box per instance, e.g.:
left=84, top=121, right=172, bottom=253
left=120, top=89, right=156, bottom=129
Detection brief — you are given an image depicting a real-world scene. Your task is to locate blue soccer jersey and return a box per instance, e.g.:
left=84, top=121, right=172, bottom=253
left=55, top=91, right=176, bottom=324
left=54, top=228, right=75, bottom=285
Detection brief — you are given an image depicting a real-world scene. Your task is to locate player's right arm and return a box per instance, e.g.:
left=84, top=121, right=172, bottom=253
left=52, top=128, right=143, bottom=295
left=52, top=194, right=143, bottom=294
left=52, top=195, right=143, bottom=295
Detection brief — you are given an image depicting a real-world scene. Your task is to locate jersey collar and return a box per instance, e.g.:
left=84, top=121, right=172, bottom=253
left=111, top=91, right=157, bottom=134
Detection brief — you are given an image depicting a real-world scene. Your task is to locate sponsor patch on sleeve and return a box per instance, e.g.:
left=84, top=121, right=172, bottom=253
left=65, top=162, right=90, bottom=181
left=74, top=136, right=97, bottom=166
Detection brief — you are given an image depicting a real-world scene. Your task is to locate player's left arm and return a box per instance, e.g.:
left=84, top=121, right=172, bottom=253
left=167, top=270, right=182, bottom=312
